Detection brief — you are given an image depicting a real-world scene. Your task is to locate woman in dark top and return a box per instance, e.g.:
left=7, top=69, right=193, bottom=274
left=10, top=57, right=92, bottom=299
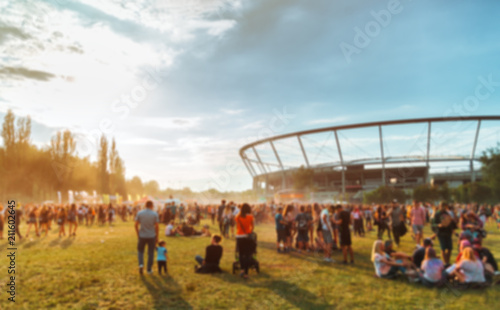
left=375, top=205, right=390, bottom=240
left=195, top=234, right=223, bottom=273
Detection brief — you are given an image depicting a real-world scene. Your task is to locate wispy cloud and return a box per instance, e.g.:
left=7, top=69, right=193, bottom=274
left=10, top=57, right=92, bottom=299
left=221, top=108, right=246, bottom=115
left=307, top=116, right=349, bottom=125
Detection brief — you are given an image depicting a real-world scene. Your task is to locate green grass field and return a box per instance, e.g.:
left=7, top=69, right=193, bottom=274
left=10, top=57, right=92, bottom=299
left=1, top=218, right=499, bottom=310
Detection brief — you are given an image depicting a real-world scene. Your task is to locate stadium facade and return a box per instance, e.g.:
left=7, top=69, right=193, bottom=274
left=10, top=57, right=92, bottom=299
left=239, top=116, right=500, bottom=202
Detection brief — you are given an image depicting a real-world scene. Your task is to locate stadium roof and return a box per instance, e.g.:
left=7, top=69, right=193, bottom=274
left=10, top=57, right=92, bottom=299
left=239, top=116, right=500, bottom=185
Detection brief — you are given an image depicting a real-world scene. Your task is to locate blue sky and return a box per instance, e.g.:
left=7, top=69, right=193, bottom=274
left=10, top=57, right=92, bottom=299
left=1, top=0, right=500, bottom=191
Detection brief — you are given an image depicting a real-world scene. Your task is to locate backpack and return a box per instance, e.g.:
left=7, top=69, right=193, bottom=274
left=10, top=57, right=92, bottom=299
left=297, top=214, right=308, bottom=231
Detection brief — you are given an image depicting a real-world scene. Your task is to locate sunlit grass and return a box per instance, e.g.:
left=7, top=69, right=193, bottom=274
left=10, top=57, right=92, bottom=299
left=1, top=218, right=499, bottom=309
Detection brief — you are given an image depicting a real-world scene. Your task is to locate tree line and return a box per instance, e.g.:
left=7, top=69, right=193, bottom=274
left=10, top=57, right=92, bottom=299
left=0, top=110, right=257, bottom=203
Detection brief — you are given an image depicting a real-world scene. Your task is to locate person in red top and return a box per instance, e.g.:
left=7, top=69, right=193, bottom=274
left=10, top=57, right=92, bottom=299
left=235, top=203, right=255, bottom=279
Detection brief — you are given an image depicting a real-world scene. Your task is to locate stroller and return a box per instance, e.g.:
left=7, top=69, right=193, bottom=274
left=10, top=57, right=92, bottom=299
left=232, top=236, right=260, bottom=275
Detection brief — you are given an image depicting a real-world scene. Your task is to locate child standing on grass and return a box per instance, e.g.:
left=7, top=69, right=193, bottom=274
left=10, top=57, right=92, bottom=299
left=157, top=240, right=168, bottom=275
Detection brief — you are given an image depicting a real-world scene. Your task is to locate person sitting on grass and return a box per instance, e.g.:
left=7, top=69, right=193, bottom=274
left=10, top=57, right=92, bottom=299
left=450, top=247, right=486, bottom=284
left=195, top=234, right=223, bottom=274
left=157, top=240, right=168, bottom=275
left=472, top=238, right=498, bottom=279
left=384, top=240, right=413, bottom=266
left=371, top=240, right=416, bottom=280
left=454, top=240, right=480, bottom=263
left=201, top=225, right=211, bottom=237
left=419, top=247, right=444, bottom=287
left=165, top=221, right=175, bottom=237
left=412, top=238, right=434, bottom=269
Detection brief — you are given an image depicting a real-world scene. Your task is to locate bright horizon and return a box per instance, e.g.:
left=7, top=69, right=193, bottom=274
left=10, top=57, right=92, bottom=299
left=2, top=0, right=500, bottom=191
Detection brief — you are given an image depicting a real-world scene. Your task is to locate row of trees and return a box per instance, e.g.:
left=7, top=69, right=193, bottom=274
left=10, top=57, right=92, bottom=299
left=0, top=110, right=128, bottom=202
left=0, top=110, right=257, bottom=204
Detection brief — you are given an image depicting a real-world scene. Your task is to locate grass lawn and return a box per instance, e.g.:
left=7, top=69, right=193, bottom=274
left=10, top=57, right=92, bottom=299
left=1, top=218, right=499, bottom=310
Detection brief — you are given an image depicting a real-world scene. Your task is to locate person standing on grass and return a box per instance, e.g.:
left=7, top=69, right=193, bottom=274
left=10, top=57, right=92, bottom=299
left=389, top=201, right=404, bottom=247
left=282, top=205, right=294, bottom=253
left=235, top=203, right=255, bottom=279
left=275, top=206, right=286, bottom=253
left=157, top=240, right=168, bottom=276
left=25, top=206, right=39, bottom=238
left=135, top=200, right=159, bottom=275
left=218, top=200, right=226, bottom=234
left=411, top=200, right=426, bottom=247
left=39, top=205, right=49, bottom=237
left=432, top=202, right=456, bottom=266
left=320, top=205, right=334, bottom=262
left=68, top=203, right=78, bottom=236
left=334, top=205, right=354, bottom=264
left=57, top=207, right=67, bottom=238
left=295, top=205, right=312, bottom=252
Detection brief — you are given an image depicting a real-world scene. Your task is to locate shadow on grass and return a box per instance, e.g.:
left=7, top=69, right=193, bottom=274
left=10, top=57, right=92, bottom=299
left=23, top=239, right=40, bottom=249
left=49, top=238, right=60, bottom=247
left=217, top=271, right=331, bottom=309
left=60, top=238, right=74, bottom=249
left=141, top=275, right=193, bottom=310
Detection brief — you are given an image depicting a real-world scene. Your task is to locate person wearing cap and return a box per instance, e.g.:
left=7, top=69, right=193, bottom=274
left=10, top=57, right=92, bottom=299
left=412, top=238, right=433, bottom=269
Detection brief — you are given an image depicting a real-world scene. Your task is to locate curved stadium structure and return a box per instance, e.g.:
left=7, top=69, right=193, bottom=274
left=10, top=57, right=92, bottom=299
left=239, top=116, right=500, bottom=201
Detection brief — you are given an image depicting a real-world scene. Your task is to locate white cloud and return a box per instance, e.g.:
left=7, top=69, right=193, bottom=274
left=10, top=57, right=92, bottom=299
left=307, top=116, right=349, bottom=125
left=221, top=108, right=246, bottom=115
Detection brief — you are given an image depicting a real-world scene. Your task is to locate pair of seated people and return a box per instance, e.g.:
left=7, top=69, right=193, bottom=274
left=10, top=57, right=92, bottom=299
left=165, top=222, right=211, bottom=237
left=195, top=234, right=223, bottom=274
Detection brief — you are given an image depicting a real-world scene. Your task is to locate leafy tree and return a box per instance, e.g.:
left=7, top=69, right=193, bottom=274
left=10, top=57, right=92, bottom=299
left=480, top=143, right=500, bottom=201
left=97, top=135, right=109, bottom=194
left=126, top=176, right=144, bottom=196
left=412, top=184, right=439, bottom=203
left=144, top=180, right=160, bottom=197
left=363, top=186, right=408, bottom=204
